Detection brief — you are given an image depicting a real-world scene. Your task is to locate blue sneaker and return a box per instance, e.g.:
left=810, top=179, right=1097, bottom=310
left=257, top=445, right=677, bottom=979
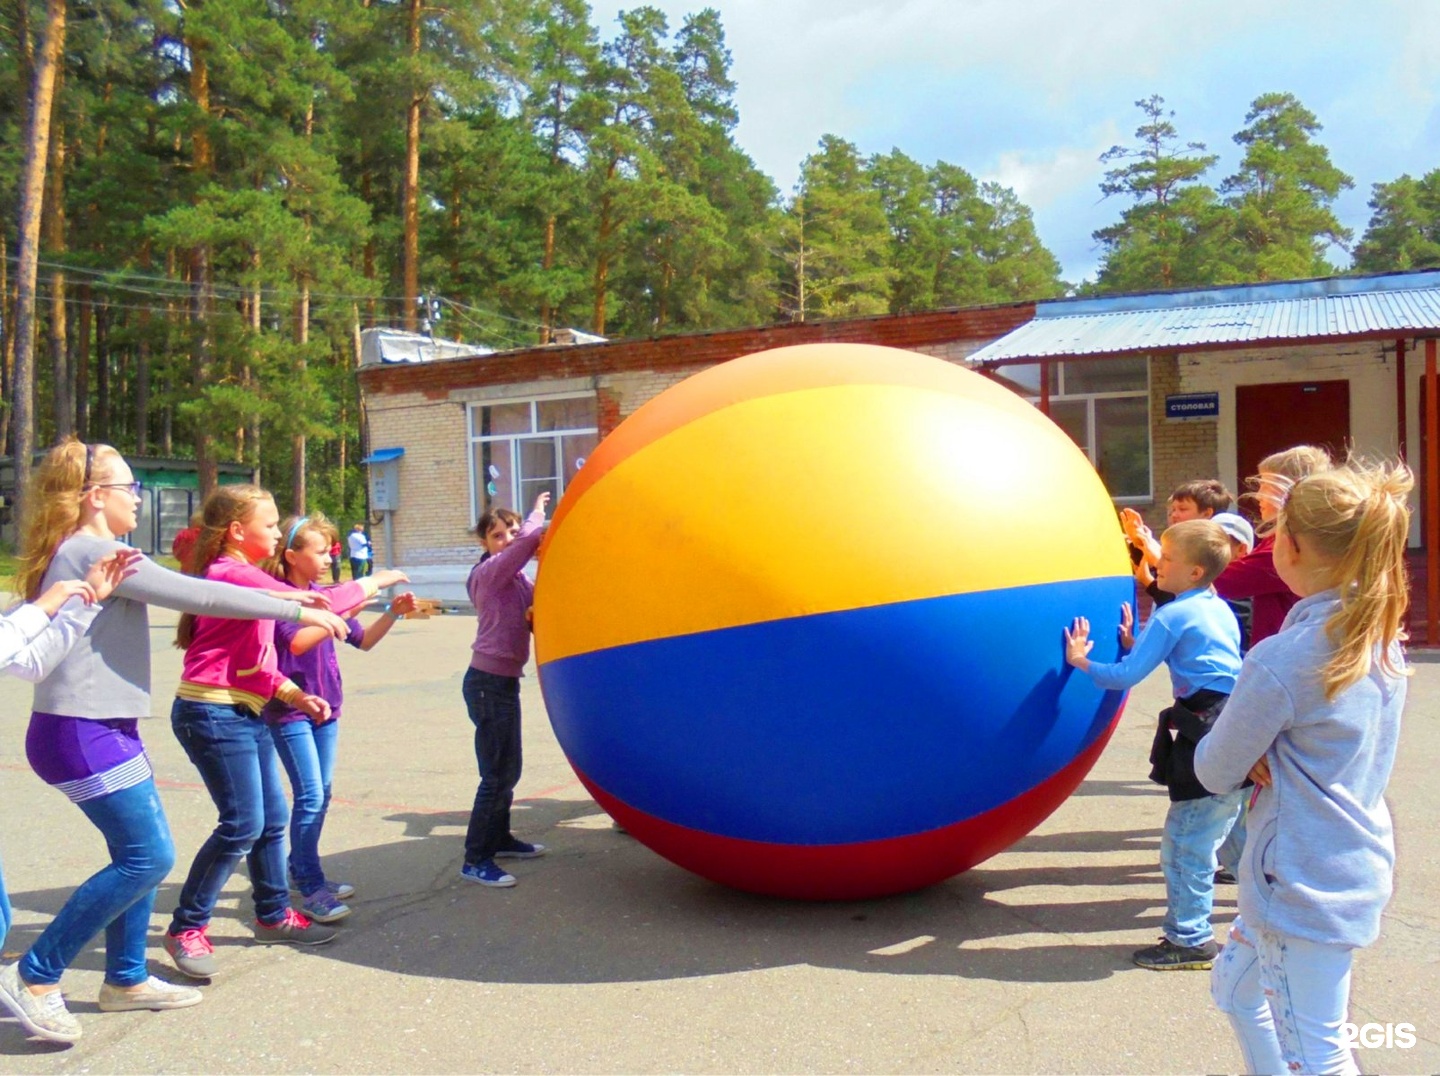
left=300, top=886, right=352, bottom=923
left=494, top=840, right=546, bottom=860
left=460, top=860, right=516, bottom=887
left=289, top=875, right=356, bottom=900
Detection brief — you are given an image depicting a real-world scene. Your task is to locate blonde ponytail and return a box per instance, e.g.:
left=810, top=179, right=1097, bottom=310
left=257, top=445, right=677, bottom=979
left=1278, top=459, right=1413, bottom=699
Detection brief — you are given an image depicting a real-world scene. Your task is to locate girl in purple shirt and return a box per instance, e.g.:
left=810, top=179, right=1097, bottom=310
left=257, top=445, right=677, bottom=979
left=264, top=513, right=413, bottom=922
left=461, top=492, right=549, bottom=888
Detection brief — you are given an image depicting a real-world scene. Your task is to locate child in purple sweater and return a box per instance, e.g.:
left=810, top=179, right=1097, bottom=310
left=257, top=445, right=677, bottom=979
left=263, top=513, right=412, bottom=923
left=461, top=493, right=549, bottom=888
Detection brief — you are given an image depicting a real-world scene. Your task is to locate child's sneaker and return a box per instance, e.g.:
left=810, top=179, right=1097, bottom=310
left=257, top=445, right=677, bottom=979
left=164, top=926, right=219, bottom=979
left=300, top=886, right=352, bottom=924
left=493, top=839, right=546, bottom=860
left=1132, top=937, right=1218, bottom=971
left=254, top=908, right=338, bottom=946
left=97, top=975, right=204, bottom=1012
left=289, top=874, right=356, bottom=900
left=0, top=962, right=81, bottom=1043
left=459, top=859, right=516, bottom=887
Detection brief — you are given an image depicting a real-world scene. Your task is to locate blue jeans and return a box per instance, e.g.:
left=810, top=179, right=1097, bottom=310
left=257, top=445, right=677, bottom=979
left=169, top=699, right=290, bottom=929
left=1212, top=915, right=1359, bottom=1075
left=1161, top=789, right=1245, bottom=948
left=20, top=779, right=174, bottom=988
left=462, top=668, right=523, bottom=864
left=272, top=717, right=338, bottom=895
left=0, top=847, right=10, bottom=949
left=1217, top=799, right=1248, bottom=875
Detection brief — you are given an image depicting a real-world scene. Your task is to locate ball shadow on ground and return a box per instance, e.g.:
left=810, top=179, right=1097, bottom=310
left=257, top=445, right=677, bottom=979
left=4, top=782, right=1228, bottom=999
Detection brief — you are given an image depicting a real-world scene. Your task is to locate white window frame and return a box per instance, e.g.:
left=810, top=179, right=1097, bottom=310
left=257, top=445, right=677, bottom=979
left=465, top=392, right=599, bottom=527
left=1016, top=359, right=1153, bottom=504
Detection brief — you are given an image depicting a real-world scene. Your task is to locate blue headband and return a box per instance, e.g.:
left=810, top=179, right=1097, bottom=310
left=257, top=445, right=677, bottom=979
left=285, top=516, right=310, bottom=550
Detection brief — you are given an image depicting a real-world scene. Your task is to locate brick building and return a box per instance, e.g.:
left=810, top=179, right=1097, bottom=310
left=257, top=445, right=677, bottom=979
left=357, top=269, right=1440, bottom=623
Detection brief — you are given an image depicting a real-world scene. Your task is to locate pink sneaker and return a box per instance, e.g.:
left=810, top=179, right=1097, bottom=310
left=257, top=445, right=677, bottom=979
left=164, top=926, right=218, bottom=979
left=254, top=907, right=337, bottom=947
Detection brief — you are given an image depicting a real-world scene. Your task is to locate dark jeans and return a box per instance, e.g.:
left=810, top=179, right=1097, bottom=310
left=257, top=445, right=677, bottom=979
left=462, top=667, right=523, bottom=865
left=350, top=557, right=370, bottom=579
left=169, top=699, right=291, bottom=929
left=330, top=555, right=342, bottom=584
left=21, top=778, right=174, bottom=987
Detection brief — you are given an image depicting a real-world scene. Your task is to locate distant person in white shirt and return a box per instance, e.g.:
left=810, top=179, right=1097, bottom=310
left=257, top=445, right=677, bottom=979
left=347, top=523, right=371, bottom=579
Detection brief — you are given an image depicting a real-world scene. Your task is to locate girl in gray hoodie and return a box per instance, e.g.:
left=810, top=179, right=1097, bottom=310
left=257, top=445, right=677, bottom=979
left=1195, top=459, right=1411, bottom=1076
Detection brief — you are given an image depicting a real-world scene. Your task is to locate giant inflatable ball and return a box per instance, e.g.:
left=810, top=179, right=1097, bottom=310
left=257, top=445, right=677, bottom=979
left=533, top=343, right=1132, bottom=900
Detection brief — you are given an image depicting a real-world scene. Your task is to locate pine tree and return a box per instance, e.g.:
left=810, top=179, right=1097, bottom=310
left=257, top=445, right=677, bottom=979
left=1353, top=171, right=1440, bottom=272
left=1220, top=92, right=1353, bottom=281
left=1092, top=95, right=1225, bottom=292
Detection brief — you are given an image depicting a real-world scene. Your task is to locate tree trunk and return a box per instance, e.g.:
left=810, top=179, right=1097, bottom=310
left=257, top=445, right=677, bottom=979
left=292, top=282, right=309, bottom=512
left=11, top=0, right=67, bottom=519
left=46, top=97, right=71, bottom=439
left=402, top=0, right=422, bottom=332
left=74, top=282, right=90, bottom=439
left=94, top=297, right=110, bottom=440
left=1, top=230, right=12, bottom=455
left=592, top=168, right=616, bottom=336
left=133, top=243, right=150, bottom=453
left=539, top=214, right=556, bottom=344
left=188, top=21, right=217, bottom=497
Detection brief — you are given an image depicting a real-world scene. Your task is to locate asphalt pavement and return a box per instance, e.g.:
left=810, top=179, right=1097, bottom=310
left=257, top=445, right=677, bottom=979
left=0, top=607, right=1435, bottom=1074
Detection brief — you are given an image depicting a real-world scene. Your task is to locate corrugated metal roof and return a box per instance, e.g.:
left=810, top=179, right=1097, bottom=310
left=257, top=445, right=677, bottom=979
left=968, top=273, right=1440, bottom=364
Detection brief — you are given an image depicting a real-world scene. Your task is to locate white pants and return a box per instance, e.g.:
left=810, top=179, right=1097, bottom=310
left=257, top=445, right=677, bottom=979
left=1210, top=915, right=1358, bottom=1075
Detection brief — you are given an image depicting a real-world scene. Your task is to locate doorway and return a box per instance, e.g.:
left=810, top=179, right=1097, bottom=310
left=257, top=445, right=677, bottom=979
left=1235, top=380, right=1351, bottom=501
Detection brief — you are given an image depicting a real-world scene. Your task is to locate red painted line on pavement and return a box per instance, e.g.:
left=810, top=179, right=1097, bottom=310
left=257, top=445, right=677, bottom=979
left=0, top=761, right=583, bottom=816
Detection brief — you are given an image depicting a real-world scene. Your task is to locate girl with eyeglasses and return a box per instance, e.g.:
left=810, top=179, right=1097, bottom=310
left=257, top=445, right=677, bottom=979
left=0, top=439, right=348, bottom=1044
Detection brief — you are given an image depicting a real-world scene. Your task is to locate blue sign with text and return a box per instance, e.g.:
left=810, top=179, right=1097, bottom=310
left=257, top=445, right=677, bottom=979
left=1165, top=392, right=1219, bottom=420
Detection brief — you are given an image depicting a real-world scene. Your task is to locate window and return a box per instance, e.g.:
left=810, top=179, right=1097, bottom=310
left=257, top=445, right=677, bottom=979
left=468, top=395, right=598, bottom=521
left=993, top=358, right=1151, bottom=501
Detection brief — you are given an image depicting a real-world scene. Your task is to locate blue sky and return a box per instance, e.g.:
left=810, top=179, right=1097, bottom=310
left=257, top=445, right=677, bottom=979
left=621, top=0, right=1440, bottom=284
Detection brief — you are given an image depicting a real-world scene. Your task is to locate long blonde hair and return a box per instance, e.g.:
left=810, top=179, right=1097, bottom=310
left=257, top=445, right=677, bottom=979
left=15, top=438, right=123, bottom=600
left=263, top=511, right=338, bottom=582
left=175, top=484, right=276, bottom=648
left=1278, top=458, right=1413, bottom=699
left=1249, top=444, right=1333, bottom=533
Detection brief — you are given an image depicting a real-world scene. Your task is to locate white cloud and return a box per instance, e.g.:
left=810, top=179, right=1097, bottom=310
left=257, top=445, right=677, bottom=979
left=981, top=125, right=1119, bottom=211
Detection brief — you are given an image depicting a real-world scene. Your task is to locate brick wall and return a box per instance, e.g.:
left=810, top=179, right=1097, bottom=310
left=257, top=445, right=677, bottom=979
left=366, top=391, right=473, bottom=567
left=1146, top=352, right=1222, bottom=531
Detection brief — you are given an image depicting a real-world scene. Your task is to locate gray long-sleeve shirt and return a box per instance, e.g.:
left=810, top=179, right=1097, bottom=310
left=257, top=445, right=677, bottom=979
left=1194, top=589, right=1405, bottom=948
left=33, top=533, right=303, bottom=720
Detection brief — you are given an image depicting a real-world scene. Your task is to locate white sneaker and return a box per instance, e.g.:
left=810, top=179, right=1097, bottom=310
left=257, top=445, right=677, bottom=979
left=97, top=975, right=204, bottom=1012
left=0, top=962, right=82, bottom=1043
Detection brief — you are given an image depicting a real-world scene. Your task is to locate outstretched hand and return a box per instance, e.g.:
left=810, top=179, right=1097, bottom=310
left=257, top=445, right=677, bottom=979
left=1063, top=616, right=1094, bottom=670
left=1118, top=602, right=1135, bottom=649
left=273, top=589, right=332, bottom=609
left=1120, top=507, right=1160, bottom=566
left=533, top=490, right=552, bottom=516
left=84, top=547, right=142, bottom=603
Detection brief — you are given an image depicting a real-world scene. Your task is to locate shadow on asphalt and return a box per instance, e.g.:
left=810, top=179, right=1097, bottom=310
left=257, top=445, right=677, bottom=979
left=0, top=805, right=1193, bottom=994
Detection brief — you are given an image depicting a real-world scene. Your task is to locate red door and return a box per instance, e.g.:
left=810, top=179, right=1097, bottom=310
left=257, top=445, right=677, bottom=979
left=1235, top=380, right=1351, bottom=494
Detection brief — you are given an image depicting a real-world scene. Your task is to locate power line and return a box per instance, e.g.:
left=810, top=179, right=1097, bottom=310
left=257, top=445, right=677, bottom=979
left=9, top=253, right=551, bottom=335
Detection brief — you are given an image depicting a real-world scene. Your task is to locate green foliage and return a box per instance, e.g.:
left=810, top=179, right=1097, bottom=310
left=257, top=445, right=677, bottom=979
left=0, top=0, right=1064, bottom=519
left=1353, top=171, right=1440, bottom=272
left=1094, top=91, right=1360, bottom=292
left=1093, top=95, right=1226, bottom=291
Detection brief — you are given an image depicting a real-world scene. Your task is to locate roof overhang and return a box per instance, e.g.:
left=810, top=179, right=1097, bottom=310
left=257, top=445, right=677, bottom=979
left=968, top=270, right=1440, bottom=366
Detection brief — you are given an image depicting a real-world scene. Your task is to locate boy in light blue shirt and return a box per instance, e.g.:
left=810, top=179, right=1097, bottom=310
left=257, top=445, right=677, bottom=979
left=1064, top=519, right=1244, bottom=971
